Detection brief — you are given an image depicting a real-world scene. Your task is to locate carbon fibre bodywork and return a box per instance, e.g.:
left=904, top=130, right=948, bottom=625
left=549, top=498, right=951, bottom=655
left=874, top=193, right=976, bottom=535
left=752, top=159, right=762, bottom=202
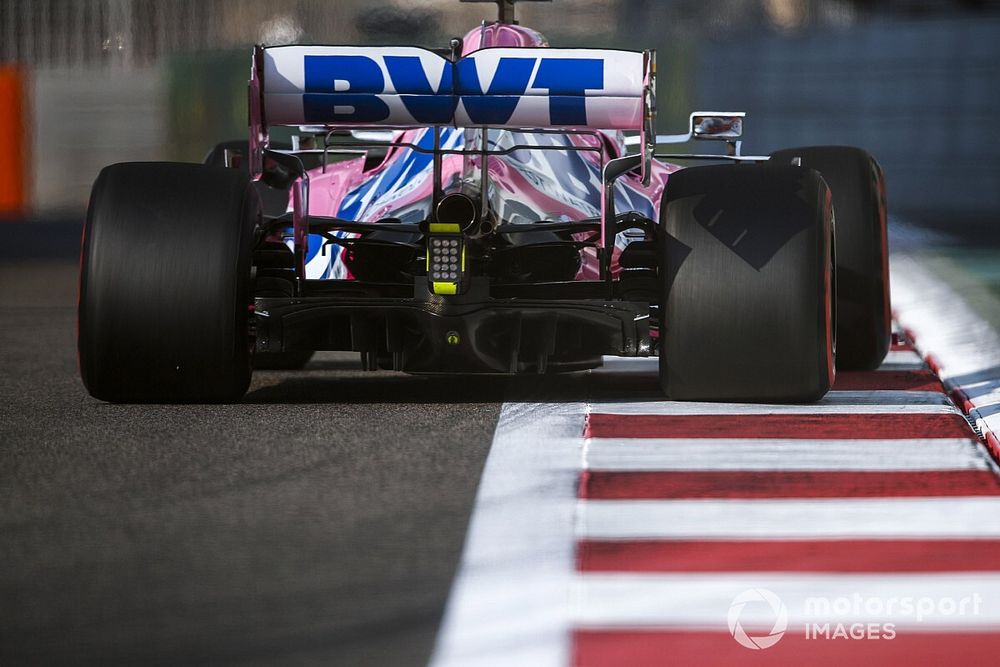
left=255, top=292, right=650, bottom=374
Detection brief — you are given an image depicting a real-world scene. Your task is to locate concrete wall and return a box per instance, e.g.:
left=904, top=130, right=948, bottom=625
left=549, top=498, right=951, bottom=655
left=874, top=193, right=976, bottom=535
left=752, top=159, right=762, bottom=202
left=31, top=67, right=166, bottom=214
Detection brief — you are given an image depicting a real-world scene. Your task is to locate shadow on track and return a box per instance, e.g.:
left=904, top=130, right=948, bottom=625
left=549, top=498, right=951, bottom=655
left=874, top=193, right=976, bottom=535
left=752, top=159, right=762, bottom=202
left=244, top=354, right=664, bottom=406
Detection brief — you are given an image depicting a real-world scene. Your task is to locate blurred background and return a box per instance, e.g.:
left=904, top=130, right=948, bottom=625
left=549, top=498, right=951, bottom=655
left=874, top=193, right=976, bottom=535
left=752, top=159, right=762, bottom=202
left=0, top=0, right=997, bottom=231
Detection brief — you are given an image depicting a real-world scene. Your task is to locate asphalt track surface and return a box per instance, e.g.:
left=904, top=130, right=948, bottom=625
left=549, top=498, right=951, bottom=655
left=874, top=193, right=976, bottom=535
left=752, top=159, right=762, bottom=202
left=0, top=260, right=513, bottom=666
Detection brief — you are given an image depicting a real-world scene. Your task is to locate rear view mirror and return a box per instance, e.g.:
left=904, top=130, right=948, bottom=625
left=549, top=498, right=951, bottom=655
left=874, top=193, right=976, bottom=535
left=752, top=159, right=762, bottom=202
left=690, top=112, right=744, bottom=140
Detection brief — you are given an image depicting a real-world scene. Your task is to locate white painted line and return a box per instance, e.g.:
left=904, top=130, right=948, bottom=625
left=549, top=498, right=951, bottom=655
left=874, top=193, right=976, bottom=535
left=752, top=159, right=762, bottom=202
left=573, top=572, right=1000, bottom=628
left=893, top=252, right=1000, bottom=443
left=881, top=349, right=928, bottom=368
left=893, top=254, right=1000, bottom=379
left=428, top=402, right=587, bottom=667
left=596, top=356, right=657, bottom=374
left=589, top=391, right=955, bottom=415
left=584, top=438, right=992, bottom=472
left=578, top=497, right=1000, bottom=539
left=969, top=382, right=1000, bottom=439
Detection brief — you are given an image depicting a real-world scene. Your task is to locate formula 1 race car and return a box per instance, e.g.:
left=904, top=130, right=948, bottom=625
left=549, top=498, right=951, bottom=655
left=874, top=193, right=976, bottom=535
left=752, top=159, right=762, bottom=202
left=78, top=0, right=889, bottom=404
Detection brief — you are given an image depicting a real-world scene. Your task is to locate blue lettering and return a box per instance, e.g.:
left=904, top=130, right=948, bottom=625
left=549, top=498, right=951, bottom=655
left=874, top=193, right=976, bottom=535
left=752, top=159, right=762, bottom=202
left=302, top=94, right=390, bottom=123
left=304, top=55, right=384, bottom=93
left=384, top=56, right=455, bottom=124
left=532, top=58, right=603, bottom=125
left=457, top=57, right=535, bottom=125
left=297, top=53, right=608, bottom=126
left=303, top=55, right=389, bottom=123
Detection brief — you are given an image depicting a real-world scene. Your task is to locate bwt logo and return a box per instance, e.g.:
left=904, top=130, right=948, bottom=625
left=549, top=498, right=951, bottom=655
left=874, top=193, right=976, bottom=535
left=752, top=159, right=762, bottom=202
left=302, top=55, right=604, bottom=125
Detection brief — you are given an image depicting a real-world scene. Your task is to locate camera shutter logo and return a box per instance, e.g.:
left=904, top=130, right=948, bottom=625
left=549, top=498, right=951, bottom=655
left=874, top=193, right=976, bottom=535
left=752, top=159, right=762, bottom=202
left=728, top=588, right=788, bottom=650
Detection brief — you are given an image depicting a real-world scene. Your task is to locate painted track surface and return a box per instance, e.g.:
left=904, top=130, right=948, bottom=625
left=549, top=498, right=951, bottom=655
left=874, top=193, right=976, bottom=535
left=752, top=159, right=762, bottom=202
left=432, top=258, right=1000, bottom=666
left=574, top=346, right=1000, bottom=666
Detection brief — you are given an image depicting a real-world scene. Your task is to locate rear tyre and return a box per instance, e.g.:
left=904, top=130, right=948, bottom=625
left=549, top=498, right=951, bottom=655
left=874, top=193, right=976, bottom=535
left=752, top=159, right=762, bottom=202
left=79, top=162, right=259, bottom=402
left=770, top=146, right=890, bottom=370
left=658, top=164, right=834, bottom=402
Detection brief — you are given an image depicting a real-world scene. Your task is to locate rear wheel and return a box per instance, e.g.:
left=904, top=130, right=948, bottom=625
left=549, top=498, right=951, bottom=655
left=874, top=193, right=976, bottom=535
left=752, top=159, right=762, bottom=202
left=658, top=164, right=834, bottom=402
left=79, top=162, right=259, bottom=402
left=770, top=146, right=890, bottom=370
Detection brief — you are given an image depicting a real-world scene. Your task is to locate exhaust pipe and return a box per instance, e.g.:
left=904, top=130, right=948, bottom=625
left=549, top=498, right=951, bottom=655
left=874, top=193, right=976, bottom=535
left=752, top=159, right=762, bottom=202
left=435, top=193, right=479, bottom=233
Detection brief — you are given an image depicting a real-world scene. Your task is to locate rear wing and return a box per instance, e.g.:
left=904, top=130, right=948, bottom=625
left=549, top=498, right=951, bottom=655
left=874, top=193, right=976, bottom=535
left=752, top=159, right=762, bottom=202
left=247, top=43, right=656, bottom=289
left=254, top=45, right=649, bottom=130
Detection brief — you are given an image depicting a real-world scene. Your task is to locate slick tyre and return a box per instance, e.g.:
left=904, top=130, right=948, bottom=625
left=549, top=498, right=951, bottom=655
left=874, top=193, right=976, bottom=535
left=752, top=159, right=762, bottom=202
left=79, top=162, right=259, bottom=402
left=770, top=146, right=890, bottom=370
left=659, top=164, right=834, bottom=402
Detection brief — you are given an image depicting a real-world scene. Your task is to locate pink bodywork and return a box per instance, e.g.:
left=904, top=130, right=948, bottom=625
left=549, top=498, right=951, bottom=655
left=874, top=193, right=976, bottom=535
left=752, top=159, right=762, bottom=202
left=287, top=22, right=677, bottom=280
